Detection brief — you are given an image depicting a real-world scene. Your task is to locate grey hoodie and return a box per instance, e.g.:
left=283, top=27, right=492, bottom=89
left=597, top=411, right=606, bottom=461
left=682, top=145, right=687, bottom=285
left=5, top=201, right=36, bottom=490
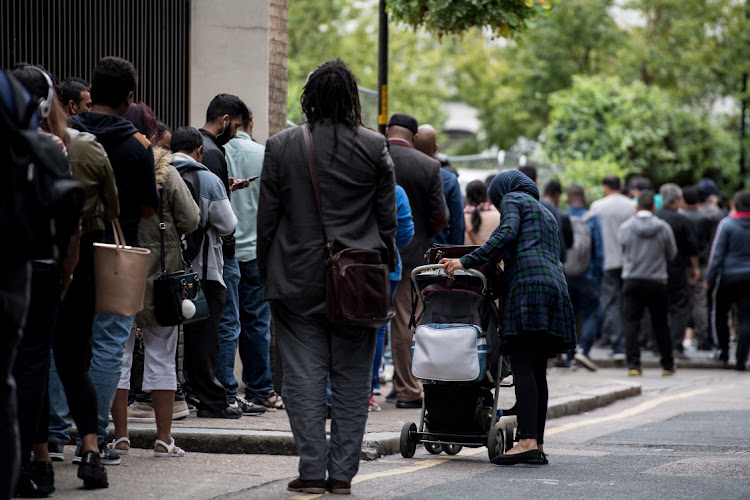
left=618, top=211, right=677, bottom=284
left=172, top=152, right=237, bottom=287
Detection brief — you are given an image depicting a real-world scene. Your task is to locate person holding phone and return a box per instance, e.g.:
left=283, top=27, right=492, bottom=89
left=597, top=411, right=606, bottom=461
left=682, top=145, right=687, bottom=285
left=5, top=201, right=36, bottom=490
left=224, top=110, right=285, bottom=412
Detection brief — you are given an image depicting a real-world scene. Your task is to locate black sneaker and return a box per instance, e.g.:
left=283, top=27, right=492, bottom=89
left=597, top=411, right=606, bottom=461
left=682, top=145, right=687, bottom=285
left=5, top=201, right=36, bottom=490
left=72, top=445, right=82, bottom=464
left=77, top=450, right=108, bottom=489
left=73, top=444, right=121, bottom=466
left=29, top=461, right=55, bottom=496
left=196, top=405, right=243, bottom=419
left=14, top=468, right=44, bottom=498
left=228, top=396, right=265, bottom=416
left=395, top=398, right=423, bottom=409
left=48, top=442, right=65, bottom=462
left=385, top=389, right=397, bottom=403
left=98, top=443, right=122, bottom=466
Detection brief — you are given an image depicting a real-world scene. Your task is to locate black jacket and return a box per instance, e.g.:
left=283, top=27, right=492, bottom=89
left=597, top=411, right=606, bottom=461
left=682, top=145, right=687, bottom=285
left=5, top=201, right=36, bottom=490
left=679, top=208, right=713, bottom=265
left=656, top=207, right=699, bottom=287
left=200, top=128, right=235, bottom=257
left=388, top=139, right=447, bottom=269
left=258, top=122, right=397, bottom=300
left=71, top=112, right=158, bottom=247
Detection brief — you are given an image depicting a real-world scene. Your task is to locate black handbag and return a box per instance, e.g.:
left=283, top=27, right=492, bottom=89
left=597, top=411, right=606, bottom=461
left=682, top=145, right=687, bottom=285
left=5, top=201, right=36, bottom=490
left=153, top=190, right=210, bottom=326
left=302, top=124, right=394, bottom=328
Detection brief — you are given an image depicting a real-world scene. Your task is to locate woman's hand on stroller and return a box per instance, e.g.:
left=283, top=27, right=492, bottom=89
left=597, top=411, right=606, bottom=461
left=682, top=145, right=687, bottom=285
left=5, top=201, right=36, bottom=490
left=439, top=258, right=465, bottom=277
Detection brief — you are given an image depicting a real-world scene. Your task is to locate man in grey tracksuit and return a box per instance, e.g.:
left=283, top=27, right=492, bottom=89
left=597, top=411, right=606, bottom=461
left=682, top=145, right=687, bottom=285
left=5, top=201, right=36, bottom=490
left=588, top=174, right=635, bottom=358
left=619, top=191, right=678, bottom=375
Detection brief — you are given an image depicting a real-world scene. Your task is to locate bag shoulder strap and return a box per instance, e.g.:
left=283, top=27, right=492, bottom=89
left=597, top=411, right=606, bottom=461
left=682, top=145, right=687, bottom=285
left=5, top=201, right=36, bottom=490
left=158, top=189, right=166, bottom=274
left=302, top=124, right=332, bottom=259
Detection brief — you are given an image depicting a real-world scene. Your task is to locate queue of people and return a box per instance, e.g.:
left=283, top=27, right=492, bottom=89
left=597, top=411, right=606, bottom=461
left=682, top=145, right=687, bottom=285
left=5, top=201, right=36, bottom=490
left=2, top=53, right=748, bottom=499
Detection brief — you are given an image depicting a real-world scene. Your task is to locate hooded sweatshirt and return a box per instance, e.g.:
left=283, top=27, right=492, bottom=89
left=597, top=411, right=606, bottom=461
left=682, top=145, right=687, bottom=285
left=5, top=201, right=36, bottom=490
left=172, top=152, right=237, bottom=287
left=618, top=211, right=677, bottom=284
left=705, top=213, right=750, bottom=286
left=71, top=112, right=159, bottom=247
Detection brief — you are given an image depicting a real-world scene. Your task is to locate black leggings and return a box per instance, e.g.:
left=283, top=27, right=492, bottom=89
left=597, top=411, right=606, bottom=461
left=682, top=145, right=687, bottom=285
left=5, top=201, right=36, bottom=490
left=53, top=231, right=101, bottom=437
left=14, top=262, right=59, bottom=467
left=510, top=334, right=549, bottom=444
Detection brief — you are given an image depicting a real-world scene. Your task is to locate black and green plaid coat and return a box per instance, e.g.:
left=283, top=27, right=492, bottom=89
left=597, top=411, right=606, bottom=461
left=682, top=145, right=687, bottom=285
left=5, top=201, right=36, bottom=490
left=460, top=191, right=576, bottom=357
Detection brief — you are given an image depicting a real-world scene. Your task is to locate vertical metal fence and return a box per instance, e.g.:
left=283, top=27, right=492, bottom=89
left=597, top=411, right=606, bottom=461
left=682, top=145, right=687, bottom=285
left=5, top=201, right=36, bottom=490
left=1, top=0, right=191, bottom=129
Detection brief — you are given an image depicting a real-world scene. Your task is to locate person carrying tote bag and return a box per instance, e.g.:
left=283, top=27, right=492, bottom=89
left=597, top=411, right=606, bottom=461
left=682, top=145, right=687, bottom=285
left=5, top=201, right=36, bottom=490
left=108, top=146, right=199, bottom=458
left=94, top=218, right=151, bottom=316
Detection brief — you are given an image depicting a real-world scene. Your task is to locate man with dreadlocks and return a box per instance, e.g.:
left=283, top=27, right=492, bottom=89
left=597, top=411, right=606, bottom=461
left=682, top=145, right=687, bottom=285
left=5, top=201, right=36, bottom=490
left=257, top=59, right=397, bottom=495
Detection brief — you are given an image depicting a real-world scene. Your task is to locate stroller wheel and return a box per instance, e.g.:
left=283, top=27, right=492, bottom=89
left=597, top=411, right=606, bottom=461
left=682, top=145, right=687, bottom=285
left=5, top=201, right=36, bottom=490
left=486, top=426, right=503, bottom=460
left=443, top=444, right=462, bottom=455
left=424, top=442, right=443, bottom=455
left=505, top=423, right=516, bottom=452
left=400, top=422, right=418, bottom=458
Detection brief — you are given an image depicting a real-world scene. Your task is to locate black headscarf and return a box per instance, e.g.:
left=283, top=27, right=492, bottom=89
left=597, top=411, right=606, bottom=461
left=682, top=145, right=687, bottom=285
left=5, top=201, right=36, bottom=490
left=487, top=170, right=540, bottom=208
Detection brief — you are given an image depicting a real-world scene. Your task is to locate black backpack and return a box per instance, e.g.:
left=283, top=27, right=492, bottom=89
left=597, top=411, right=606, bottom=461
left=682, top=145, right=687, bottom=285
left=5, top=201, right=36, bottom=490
left=0, top=70, right=84, bottom=262
left=179, top=167, right=209, bottom=267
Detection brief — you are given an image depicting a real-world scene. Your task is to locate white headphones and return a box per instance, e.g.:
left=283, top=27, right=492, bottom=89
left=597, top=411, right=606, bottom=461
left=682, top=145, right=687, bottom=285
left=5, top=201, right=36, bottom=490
left=28, top=66, right=54, bottom=119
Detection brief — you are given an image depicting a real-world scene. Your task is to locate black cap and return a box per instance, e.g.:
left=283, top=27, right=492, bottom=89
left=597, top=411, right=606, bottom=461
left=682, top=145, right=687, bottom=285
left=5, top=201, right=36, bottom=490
left=387, top=113, right=418, bottom=134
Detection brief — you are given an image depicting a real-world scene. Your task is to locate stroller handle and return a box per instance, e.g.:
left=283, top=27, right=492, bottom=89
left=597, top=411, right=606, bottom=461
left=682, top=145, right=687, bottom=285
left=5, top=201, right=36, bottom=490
left=410, top=264, right=488, bottom=304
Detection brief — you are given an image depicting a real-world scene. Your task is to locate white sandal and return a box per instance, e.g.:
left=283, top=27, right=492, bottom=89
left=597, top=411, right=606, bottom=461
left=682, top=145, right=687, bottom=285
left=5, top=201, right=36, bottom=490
left=107, top=437, right=130, bottom=456
left=154, top=437, right=185, bottom=458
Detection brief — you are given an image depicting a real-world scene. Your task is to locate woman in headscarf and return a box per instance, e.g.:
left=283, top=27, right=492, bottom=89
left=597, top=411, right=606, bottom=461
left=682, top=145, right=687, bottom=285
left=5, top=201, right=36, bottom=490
left=441, top=169, right=576, bottom=466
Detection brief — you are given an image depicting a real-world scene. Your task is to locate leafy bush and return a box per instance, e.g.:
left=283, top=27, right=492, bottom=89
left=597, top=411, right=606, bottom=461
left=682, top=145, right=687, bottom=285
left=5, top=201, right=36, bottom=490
left=544, top=75, right=738, bottom=193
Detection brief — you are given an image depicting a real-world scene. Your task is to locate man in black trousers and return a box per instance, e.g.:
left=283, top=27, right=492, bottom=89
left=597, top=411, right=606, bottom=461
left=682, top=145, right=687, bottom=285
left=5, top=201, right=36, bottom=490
left=619, top=191, right=678, bottom=377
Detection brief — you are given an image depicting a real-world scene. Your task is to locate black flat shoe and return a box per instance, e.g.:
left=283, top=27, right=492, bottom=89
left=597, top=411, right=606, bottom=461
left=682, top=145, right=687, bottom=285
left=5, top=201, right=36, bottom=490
left=490, top=449, right=544, bottom=465
left=540, top=451, right=549, bottom=465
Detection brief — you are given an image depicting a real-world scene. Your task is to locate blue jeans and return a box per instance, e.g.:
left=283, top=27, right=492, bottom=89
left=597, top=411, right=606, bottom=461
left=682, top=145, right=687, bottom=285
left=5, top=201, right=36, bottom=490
left=47, top=351, right=71, bottom=445
left=90, top=312, right=134, bottom=443
left=566, top=276, right=602, bottom=356
left=373, top=280, right=399, bottom=390
left=216, top=256, right=241, bottom=398
left=238, top=260, right=273, bottom=398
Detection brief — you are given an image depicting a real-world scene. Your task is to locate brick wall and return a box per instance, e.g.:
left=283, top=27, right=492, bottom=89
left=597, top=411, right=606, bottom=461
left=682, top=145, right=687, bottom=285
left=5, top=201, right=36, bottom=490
left=268, top=0, right=289, bottom=137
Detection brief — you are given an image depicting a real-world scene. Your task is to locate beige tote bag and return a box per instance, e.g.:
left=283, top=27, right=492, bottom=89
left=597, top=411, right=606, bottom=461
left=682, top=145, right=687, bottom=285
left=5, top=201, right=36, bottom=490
left=94, top=219, right=151, bottom=316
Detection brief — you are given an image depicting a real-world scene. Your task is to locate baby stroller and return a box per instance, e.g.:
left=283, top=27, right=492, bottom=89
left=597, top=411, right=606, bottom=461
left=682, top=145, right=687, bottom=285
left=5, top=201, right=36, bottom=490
left=399, top=263, right=516, bottom=461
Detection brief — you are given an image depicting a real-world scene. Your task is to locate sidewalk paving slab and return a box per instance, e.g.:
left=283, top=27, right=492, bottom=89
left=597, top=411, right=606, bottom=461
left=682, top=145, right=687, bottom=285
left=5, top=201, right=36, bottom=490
left=92, top=368, right=642, bottom=460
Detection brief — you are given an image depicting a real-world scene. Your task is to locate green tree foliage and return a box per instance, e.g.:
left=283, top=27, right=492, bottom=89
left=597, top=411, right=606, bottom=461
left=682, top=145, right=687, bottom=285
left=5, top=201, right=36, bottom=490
left=288, top=0, right=448, bottom=129
left=618, top=0, right=750, bottom=106
left=450, top=0, right=623, bottom=149
left=545, top=76, right=739, bottom=192
left=388, top=0, right=552, bottom=38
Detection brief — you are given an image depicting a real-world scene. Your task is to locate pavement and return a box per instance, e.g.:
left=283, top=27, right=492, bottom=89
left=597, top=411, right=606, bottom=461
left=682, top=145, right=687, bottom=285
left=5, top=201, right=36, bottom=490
left=87, top=344, right=730, bottom=460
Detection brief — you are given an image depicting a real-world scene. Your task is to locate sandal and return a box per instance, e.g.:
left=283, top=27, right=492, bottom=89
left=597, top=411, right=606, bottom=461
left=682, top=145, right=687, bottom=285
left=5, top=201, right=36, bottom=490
left=268, top=391, right=285, bottom=410
left=154, top=437, right=185, bottom=458
left=248, top=391, right=285, bottom=411
left=107, top=437, right=130, bottom=456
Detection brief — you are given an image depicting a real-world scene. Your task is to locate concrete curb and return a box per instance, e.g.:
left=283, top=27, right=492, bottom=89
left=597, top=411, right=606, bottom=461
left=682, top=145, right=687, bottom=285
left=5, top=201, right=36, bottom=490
left=110, top=382, right=641, bottom=460
left=591, top=359, right=725, bottom=370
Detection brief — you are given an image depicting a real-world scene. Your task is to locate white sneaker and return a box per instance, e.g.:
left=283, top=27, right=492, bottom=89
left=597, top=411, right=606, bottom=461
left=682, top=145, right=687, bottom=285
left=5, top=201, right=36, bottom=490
left=173, top=400, right=190, bottom=420
left=574, top=353, right=598, bottom=372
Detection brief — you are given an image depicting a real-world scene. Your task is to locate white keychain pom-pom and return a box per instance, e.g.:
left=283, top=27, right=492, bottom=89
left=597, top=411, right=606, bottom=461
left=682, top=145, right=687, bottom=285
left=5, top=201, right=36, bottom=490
left=182, top=299, right=196, bottom=319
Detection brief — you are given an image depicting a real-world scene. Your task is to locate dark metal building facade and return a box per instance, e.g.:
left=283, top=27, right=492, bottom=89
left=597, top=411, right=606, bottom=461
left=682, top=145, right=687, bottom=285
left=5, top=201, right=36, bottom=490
left=1, top=0, right=191, bottom=128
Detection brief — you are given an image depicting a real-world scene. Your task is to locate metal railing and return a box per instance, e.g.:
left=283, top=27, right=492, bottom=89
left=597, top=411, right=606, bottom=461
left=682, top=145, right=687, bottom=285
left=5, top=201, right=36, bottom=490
left=1, top=0, right=191, bottom=129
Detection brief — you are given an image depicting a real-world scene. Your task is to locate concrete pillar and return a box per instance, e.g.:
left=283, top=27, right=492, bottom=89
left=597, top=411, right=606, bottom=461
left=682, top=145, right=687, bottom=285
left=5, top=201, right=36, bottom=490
left=190, top=0, right=287, bottom=143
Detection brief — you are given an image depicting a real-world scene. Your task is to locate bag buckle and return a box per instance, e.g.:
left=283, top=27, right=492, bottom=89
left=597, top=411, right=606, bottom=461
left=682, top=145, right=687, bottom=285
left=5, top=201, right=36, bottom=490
left=159, top=222, right=166, bottom=230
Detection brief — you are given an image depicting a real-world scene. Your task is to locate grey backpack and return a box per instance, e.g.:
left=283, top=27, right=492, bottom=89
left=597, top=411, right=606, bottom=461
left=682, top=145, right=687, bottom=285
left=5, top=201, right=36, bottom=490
left=563, top=215, right=592, bottom=277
